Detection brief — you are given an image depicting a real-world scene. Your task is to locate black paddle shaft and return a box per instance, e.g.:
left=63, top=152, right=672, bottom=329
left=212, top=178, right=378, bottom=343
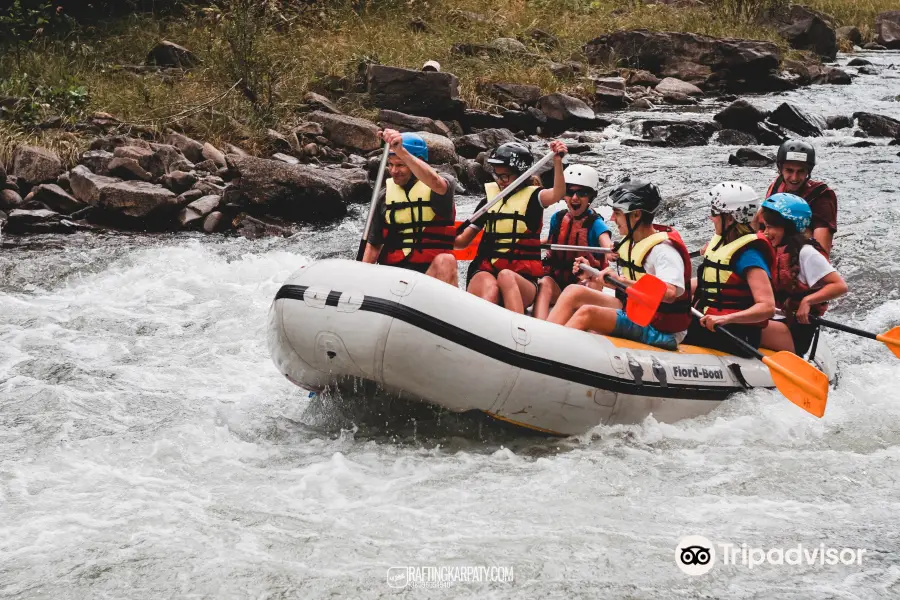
left=689, top=307, right=765, bottom=360
left=811, top=316, right=878, bottom=341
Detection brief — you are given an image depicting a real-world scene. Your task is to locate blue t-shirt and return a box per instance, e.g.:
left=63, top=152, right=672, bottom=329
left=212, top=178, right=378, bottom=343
left=549, top=210, right=611, bottom=247
left=734, top=248, right=771, bottom=277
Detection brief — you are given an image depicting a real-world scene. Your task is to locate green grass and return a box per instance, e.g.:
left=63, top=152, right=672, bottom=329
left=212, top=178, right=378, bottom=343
left=0, top=0, right=889, bottom=167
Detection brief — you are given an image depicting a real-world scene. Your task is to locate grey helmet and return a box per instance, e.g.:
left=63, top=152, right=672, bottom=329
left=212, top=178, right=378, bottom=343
left=487, top=142, right=533, bottom=174
left=607, top=180, right=662, bottom=214
left=776, top=140, right=816, bottom=171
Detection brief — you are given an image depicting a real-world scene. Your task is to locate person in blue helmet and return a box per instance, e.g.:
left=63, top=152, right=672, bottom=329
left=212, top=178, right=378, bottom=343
left=758, top=193, right=848, bottom=354
left=363, top=129, right=459, bottom=286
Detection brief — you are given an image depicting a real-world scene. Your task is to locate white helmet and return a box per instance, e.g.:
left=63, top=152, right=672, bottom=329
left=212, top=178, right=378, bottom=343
left=563, top=164, right=600, bottom=193
left=707, top=181, right=759, bottom=224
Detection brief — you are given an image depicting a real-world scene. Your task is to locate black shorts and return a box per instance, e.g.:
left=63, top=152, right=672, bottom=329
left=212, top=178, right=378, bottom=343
left=790, top=323, right=819, bottom=356
left=682, top=320, right=762, bottom=359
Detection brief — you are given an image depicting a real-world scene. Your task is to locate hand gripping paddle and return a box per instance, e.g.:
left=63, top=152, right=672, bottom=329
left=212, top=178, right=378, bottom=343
left=578, top=264, right=666, bottom=328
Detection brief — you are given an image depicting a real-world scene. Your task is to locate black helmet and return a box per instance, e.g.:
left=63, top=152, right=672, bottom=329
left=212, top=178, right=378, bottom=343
left=607, top=180, right=662, bottom=214
left=487, top=142, right=533, bottom=174
left=776, top=140, right=816, bottom=170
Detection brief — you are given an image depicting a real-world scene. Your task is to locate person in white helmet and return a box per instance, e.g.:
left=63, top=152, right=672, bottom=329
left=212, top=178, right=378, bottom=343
left=533, top=164, right=613, bottom=320
left=683, top=182, right=777, bottom=354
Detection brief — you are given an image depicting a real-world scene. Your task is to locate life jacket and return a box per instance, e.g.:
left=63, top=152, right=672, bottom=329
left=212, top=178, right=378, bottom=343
left=694, top=232, right=776, bottom=328
left=543, top=209, right=607, bottom=287
left=614, top=225, right=692, bottom=334
left=766, top=176, right=832, bottom=206
left=772, top=243, right=830, bottom=317
left=471, top=183, right=543, bottom=278
left=379, top=178, right=456, bottom=266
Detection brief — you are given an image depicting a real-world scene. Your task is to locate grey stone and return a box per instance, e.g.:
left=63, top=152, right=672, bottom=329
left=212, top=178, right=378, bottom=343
left=178, top=194, right=221, bottom=227
left=307, top=110, right=381, bottom=153
left=29, top=183, right=85, bottom=214
left=202, top=211, right=225, bottom=233
left=69, top=165, right=121, bottom=205
left=11, top=145, right=64, bottom=186
left=108, top=157, right=155, bottom=181
left=853, top=112, right=900, bottom=138
left=165, top=133, right=205, bottom=163
left=201, top=143, right=227, bottom=168
left=0, top=189, right=24, bottom=210
left=655, top=77, right=703, bottom=96
left=97, top=181, right=178, bottom=218
left=160, top=170, right=198, bottom=194
left=80, top=150, right=115, bottom=175
left=728, top=147, right=776, bottom=167
left=367, top=65, right=464, bottom=119
left=416, top=132, right=458, bottom=164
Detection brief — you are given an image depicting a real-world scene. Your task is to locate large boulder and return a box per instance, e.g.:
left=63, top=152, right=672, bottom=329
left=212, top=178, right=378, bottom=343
left=178, top=195, right=221, bottom=228
left=728, top=148, right=776, bottom=167
left=28, top=183, right=85, bottom=214
left=768, top=103, right=825, bottom=137
left=226, top=155, right=367, bottom=220
left=378, top=109, right=439, bottom=134
left=853, top=112, right=900, bottom=138
left=69, top=165, right=121, bottom=205
left=479, top=82, right=543, bottom=107
left=712, top=129, right=759, bottom=146
left=812, top=67, right=852, bottom=85
left=537, top=93, right=598, bottom=131
left=452, top=128, right=516, bottom=159
left=826, top=115, right=853, bottom=130
left=415, top=132, right=458, bottom=165
left=714, top=99, right=768, bottom=133
left=584, top=30, right=781, bottom=92
left=11, top=146, right=65, bottom=187
left=80, top=150, right=114, bottom=175
left=97, top=181, right=178, bottom=219
left=165, top=133, right=205, bottom=163
left=4, top=209, right=71, bottom=234
left=593, top=77, right=629, bottom=109
left=1, top=189, right=25, bottom=210
left=836, top=26, right=863, bottom=46
left=112, top=146, right=166, bottom=179
left=307, top=111, right=380, bottom=154
left=875, top=11, right=900, bottom=49
left=655, top=77, right=703, bottom=96
left=367, top=65, right=465, bottom=119
left=776, top=5, right=837, bottom=61
left=146, top=40, right=199, bottom=68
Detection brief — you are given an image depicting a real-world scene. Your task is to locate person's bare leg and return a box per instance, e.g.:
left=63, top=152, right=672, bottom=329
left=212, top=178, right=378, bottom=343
left=497, top=269, right=538, bottom=314
left=533, top=277, right=561, bottom=321
left=425, top=253, right=459, bottom=287
left=548, top=285, right=622, bottom=325
left=760, top=321, right=796, bottom=352
left=467, top=271, right=500, bottom=304
left=565, top=305, right=619, bottom=333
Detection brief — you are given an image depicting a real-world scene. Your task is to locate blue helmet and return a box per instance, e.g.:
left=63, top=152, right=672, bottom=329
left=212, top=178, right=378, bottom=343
left=395, top=132, right=428, bottom=161
left=761, top=193, right=812, bottom=231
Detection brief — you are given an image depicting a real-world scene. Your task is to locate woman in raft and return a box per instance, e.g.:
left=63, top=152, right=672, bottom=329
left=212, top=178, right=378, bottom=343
left=454, top=140, right=568, bottom=314
left=758, top=193, right=848, bottom=354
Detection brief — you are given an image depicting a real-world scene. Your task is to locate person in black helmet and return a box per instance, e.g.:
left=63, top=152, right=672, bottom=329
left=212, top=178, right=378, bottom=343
left=755, top=140, right=837, bottom=255
left=546, top=180, right=692, bottom=350
left=454, top=139, right=568, bottom=313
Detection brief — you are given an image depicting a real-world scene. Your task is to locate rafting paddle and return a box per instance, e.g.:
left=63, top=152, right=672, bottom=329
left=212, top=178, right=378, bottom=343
left=355, top=143, right=391, bottom=261
left=542, top=243, right=615, bottom=254
left=690, top=307, right=828, bottom=418
left=577, top=264, right=666, bottom=327
left=809, top=316, right=900, bottom=359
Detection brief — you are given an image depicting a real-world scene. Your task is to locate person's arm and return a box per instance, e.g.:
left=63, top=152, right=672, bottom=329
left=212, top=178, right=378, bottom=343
left=382, top=129, right=449, bottom=196
left=362, top=242, right=381, bottom=264
left=812, top=227, right=834, bottom=256
left=454, top=226, right=480, bottom=249
left=795, top=272, right=848, bottom=324
left=702, top=268, right=775, bottom=328
left=538, top=140, right=568, bottom=207
left=810, top=190, right=837, bottom=255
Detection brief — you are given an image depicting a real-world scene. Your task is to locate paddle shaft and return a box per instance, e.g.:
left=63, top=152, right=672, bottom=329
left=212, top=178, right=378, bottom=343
left=578, top=264, right=626, bottom=292
left=690, top=307, right=764, bottom=360
left=809, top=316, right=878, bottom=340
left=356, top=144, right=391, bottom=261
left=456, top=151, right=556, bottom=233
left=544, top=243, right=614, bottom=254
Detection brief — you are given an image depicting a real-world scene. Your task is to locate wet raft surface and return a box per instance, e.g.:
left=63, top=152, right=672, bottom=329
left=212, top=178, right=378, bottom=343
left=2, top=52, right=900, bottom=598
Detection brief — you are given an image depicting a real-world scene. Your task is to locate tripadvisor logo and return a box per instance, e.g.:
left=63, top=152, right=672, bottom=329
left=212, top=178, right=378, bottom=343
left=675, top=536, right=867, bottom=576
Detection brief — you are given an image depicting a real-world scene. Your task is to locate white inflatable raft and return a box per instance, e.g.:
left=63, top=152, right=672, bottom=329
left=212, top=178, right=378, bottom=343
left=267, top=259, right=836, bottom=436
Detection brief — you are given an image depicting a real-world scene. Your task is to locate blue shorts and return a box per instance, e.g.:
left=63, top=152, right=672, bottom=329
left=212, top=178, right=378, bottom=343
left=612, top=310, right=678, bottom=351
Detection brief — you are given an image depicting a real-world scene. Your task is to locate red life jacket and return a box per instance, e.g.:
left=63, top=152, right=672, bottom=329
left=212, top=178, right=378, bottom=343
left=543, top=209, right=607, bottom=287
left=471, top=183, right=544, bottom=279
left=694, top=232, right=776, bottom=328
left=615, top=225, right=692, bottom=334
left=772, top=243, right=830, bottom=317
left=766, top=176, right=835, bottom=258
left=379, top=179, right=456, bottom=267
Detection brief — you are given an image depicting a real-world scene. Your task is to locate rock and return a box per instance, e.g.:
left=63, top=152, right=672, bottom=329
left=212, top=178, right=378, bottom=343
left=272, top=153, right=300, bottom=165
left=11, top=146, right=65, bottom=186
left=826, top=115, right=853, bottom=130
left=29, top=183, right=85, bottom=213
left=490, top=37, right=528, bottom=54
left=201, top=143, right=227, bottom=168
left=853, top=112, right=900, bottom=138
left=776, top=5, right=837, bottom=61
left=655, top=77, right=703, bottom=96
left=69, top=165, right=122, bottom=205
left=89, top=135, right=149, bottom=153
left=56, top=171, right=70, bottom=192
left=593, top=77, right=629, bottom=109
left=712, top=129, right=759, bottom=145
left=528, top=28, right=559, bottom=49
left=584, top=31, right=781, bottom=93
left=295, top=122, right=325, bottom=138
left=728, top=148, right=776, bottom=167
left=107, top=157, right=154, bottom=181
left=178, top=194, right=221, bottom=227
left=148, top=143, right=192, bottom=174
left=303, top=92, right=342, bottom=115
left=302, top=143, right=319, bottom=157
left=367, top=65, right=465, bottom=119
left=232, top=213, right=292, bottom=239
left=863, top=42, right=888, bottom=51
left=662, top=92, right=697, bottom=106
left=307, top=110, right=380, bottom=153
left=714, top=99, right=768, bottom=134
left=836, top=26, right=863, bottom=46
left=755, top=121, right=790, bottom=146
left=224, top=144, right=248, bottom=157
left=0, top=189, right=24, bottom=210
left=202, top=211, right=225, bottom=233
left=165, top=133, right=205, bottom=163
left=160, top=170, right=198, bottom=194
left=847, top=58, right=873, bottom=67
left=547, top=61, right=575, bottom=79
left=146, top=40, right=199, bottom=68
left=644, top=121, right=719, bottom=147
left=660, top=61, right=712, bottom=83
left=113, top=146, right=166, bottom=179
left=5, top=209, right=69, bottom=234
left=95, top=181, right=178, bottom=219
left=80, top=150, right=114, bottom=175
left=625, top=70, right=660, bottom=87
left=858, top=66, right=879, bottom=76
left=452, top=128, right=517, bottom=159
left=378, top=109, right=438, bottom=134
left=175, top=189, right=203, bottom=206
left=847, top=140, right=876, bottom=148
left=813, top=67, right=852, bottom=85
left=768, top=102, right=825, bottom=137
left=192, top=159, right=218, bottom=174
left=875, top=11, right=900, bottom=49
left=416, top=132, right=458, bottom=164
left=537, top=93, right=598, bottom=130
left=629, top=98, right=656, bottom=110
left=479, top=82, right=543, bottom=107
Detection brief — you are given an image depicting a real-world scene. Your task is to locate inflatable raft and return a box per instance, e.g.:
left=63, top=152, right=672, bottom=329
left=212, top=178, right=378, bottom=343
left=267, top=259, right=836, bottom=436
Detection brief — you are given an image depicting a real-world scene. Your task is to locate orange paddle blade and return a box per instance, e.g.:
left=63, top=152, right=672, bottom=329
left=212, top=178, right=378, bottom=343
left=876, top=326, right=900, bottom=359
left=622, top=274, right=667, bottom=327
left=762, top=352, right=829, bottom=418
left=452, top=221, right=482, bottom=261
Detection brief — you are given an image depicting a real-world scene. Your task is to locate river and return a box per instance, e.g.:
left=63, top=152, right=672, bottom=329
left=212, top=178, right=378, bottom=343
left=1, top=51, right=899, bottom=598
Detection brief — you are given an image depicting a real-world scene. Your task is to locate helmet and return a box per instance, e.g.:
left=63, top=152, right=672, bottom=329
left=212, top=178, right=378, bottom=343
left=776, top=140, right=816, bottom=171
left=708, top=181, right=759, bottom=224
left=395, top=132, right=428, bottom=161
left=761, top=193, right=812, bottom=231
left=607, top=180, right=662, bottom=214
left=563, top=164, right=600, bottom=193
left=487, top=142, right=533, bottom=173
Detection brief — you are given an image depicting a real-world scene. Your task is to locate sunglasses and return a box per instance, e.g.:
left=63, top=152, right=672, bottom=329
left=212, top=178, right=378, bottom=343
left=566, top=186, right=595, bottom=199
left=493, top=171, right=516, bottom=182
